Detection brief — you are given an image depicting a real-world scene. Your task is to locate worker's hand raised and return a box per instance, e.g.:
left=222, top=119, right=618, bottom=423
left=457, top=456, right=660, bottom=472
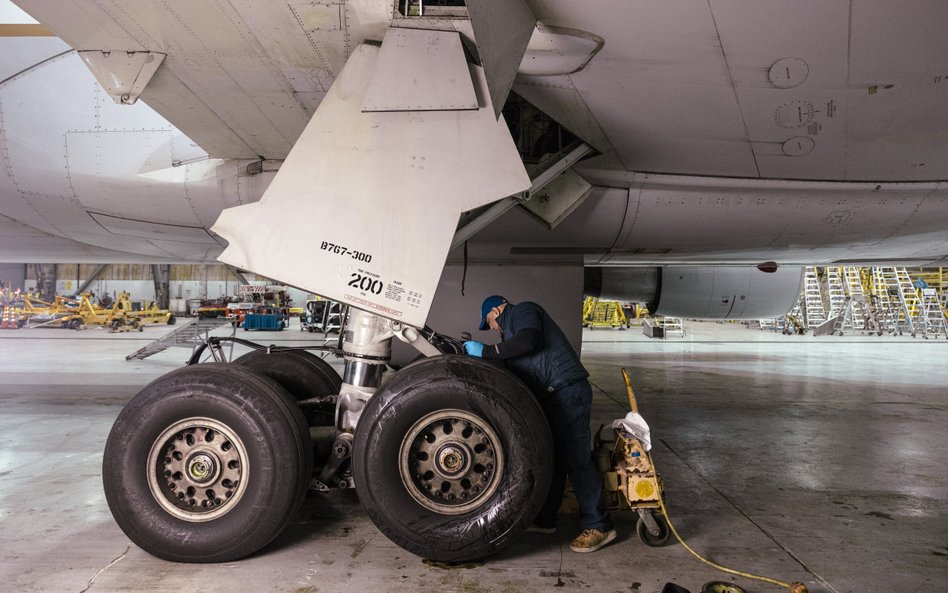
left=463, top=340, right=485, bottom=358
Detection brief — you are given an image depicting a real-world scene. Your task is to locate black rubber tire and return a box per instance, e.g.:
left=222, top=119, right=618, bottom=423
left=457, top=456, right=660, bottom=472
left=233, top=350, right=342, bottom=426
left=167, top=314, right=176, bottom=325
left=102, top=363, right=312, bottom=563
left=352, top=355, right=553, bottom=562
left=636, top=513, right=671, bottom=547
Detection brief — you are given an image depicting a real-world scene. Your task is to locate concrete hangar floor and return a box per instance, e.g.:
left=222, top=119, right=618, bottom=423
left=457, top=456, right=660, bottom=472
left=0, top=321, right=945, bottom=593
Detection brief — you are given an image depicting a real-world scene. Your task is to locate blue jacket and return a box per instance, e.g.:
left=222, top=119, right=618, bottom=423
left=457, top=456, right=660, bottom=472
left=485, top=301, right=588, bottom=394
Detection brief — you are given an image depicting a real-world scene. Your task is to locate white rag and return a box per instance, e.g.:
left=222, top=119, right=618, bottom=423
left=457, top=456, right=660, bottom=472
left=611, top=411, right=652, bottom=451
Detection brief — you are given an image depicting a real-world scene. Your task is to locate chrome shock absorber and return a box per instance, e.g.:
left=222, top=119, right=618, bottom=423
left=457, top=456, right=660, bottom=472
left=318, top=308, right=394, bottom=487
left=337, top=308, right=393, bottom=432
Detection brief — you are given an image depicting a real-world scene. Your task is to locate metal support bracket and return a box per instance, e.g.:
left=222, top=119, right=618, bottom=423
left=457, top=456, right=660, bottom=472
left=451, top=141, right=593, bottom=249
left=390, top=320, right=441, bottom=357
left=637, top=508, right=662, bottom=536
left=77, top=50, right=166, bottom=105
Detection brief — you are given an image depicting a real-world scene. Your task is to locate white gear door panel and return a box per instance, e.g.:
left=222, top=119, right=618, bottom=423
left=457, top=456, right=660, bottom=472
left=213, top=31, right=530, bottom=328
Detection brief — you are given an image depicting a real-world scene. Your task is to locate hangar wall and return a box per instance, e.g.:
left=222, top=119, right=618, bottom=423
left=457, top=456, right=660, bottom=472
left=0, top=264, right=26, bottom=291
left=19, top=264, right=313, bottom=310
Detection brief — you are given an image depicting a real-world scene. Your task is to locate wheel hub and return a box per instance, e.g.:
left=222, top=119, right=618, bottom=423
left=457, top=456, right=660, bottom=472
left=435, top=444, right=469, bottom=477
left=399, top=409, right=505, bottom=515
left=147, top=417, right=249, bottom=522
left=186, top=452, right=219, bottom=484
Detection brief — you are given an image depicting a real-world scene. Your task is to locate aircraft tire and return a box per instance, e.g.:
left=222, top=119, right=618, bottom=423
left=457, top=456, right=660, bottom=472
left=352, top=355, right=552, bottom=562
left=233, top=350, right=341, bottom=426
left=102, top=363, right=312, bottom=563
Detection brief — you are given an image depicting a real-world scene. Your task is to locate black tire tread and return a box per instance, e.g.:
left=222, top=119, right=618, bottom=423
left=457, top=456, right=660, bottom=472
left=103, top=363, right=311, bottom=563
left=352, top=355, right=552, bottom=562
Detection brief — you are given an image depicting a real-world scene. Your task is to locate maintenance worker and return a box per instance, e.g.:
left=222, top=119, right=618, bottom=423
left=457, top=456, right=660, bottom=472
left=463, top=295, right=616, bottom=553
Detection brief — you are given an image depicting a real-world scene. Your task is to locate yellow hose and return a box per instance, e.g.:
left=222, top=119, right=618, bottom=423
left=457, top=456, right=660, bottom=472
left=648, top=450, right=806, bottom=593
left=620, top=369, right=807, bottom=593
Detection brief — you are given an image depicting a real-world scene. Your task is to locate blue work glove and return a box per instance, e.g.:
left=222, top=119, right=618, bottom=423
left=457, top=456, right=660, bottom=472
left=463, top=340, right=485, bottom=358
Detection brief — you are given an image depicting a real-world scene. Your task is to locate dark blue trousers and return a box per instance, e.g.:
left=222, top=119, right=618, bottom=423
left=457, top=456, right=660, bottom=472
left=534, top=379, right=612, bottom=532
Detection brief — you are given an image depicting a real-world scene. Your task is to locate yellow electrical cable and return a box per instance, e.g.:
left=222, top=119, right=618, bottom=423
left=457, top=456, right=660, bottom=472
left=619, top=369, right=807, bottom=593
left=648, top=449, right=806, bottom=593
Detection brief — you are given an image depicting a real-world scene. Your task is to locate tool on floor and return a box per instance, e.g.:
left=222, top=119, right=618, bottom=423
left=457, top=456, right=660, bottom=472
left=661, top=582, right=752, bottom=593
left=615, top=368, right=809, bottom=593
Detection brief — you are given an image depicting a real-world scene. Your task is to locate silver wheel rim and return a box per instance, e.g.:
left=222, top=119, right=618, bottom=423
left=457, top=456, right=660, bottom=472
left=146, top=417, right=249, bottom=522
left=398, top=409, right=505, bottom=515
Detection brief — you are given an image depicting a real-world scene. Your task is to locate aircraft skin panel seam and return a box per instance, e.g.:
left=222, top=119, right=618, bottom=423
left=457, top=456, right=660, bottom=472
left=0, top=212, right=59, bottom=240
left=5, top=191, right=71, bottom=237
left=141, top=69, right=259, bottom=159
left=87, top=210, right=221, bottom=235
left=289, top=3, right=339, bottom=81
left=0, top=50, right=102, bottom=240
left=85, top=1, right=306, bottom=158
left=563, top=72, right=626, bottom=170
left=61, top=129, right=91, bottom=209
left=620, top=185, right=645, bottom=256
left=867, top=183, right=942, bottom=248
left=843, top=0, right=853, bottom=180
left=154, top=57, right=300, bottom=156
left=706, top=0, right=760, bottom=179
left=180, top=160, right=203, bottom=227
left=602, top=186, right=640, bottom=264
left=621, top=169, right=948, bottom=186
left=0, top=48, right=71, bottom=87
left=144, top=238, right=192, bottom=258
left=193, top=1, right=316, bottom=134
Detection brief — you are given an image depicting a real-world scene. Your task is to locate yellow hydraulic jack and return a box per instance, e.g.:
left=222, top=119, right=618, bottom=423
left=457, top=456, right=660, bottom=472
left=595, top=368, right=669, bottom=545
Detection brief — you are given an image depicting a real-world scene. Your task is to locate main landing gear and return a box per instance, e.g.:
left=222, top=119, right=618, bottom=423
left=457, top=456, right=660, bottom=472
left=102, top=307, right=553, bottom=563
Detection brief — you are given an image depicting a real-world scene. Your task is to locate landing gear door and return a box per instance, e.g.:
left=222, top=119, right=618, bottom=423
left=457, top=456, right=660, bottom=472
left=213, top=29, right=530, bottom=329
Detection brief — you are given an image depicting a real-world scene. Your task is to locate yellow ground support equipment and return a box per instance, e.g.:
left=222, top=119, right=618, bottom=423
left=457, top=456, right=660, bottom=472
left=15, top=292, right=157, bottom=331
left=114, top=292, right=176, bottom=326
left=595, top=368, right=670, bottom=545
left=583, top=297, right=630, bottom=328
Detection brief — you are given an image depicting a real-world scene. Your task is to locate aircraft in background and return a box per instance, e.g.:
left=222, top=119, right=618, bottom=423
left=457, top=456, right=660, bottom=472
left=4, top=0, right=947, bottom=566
